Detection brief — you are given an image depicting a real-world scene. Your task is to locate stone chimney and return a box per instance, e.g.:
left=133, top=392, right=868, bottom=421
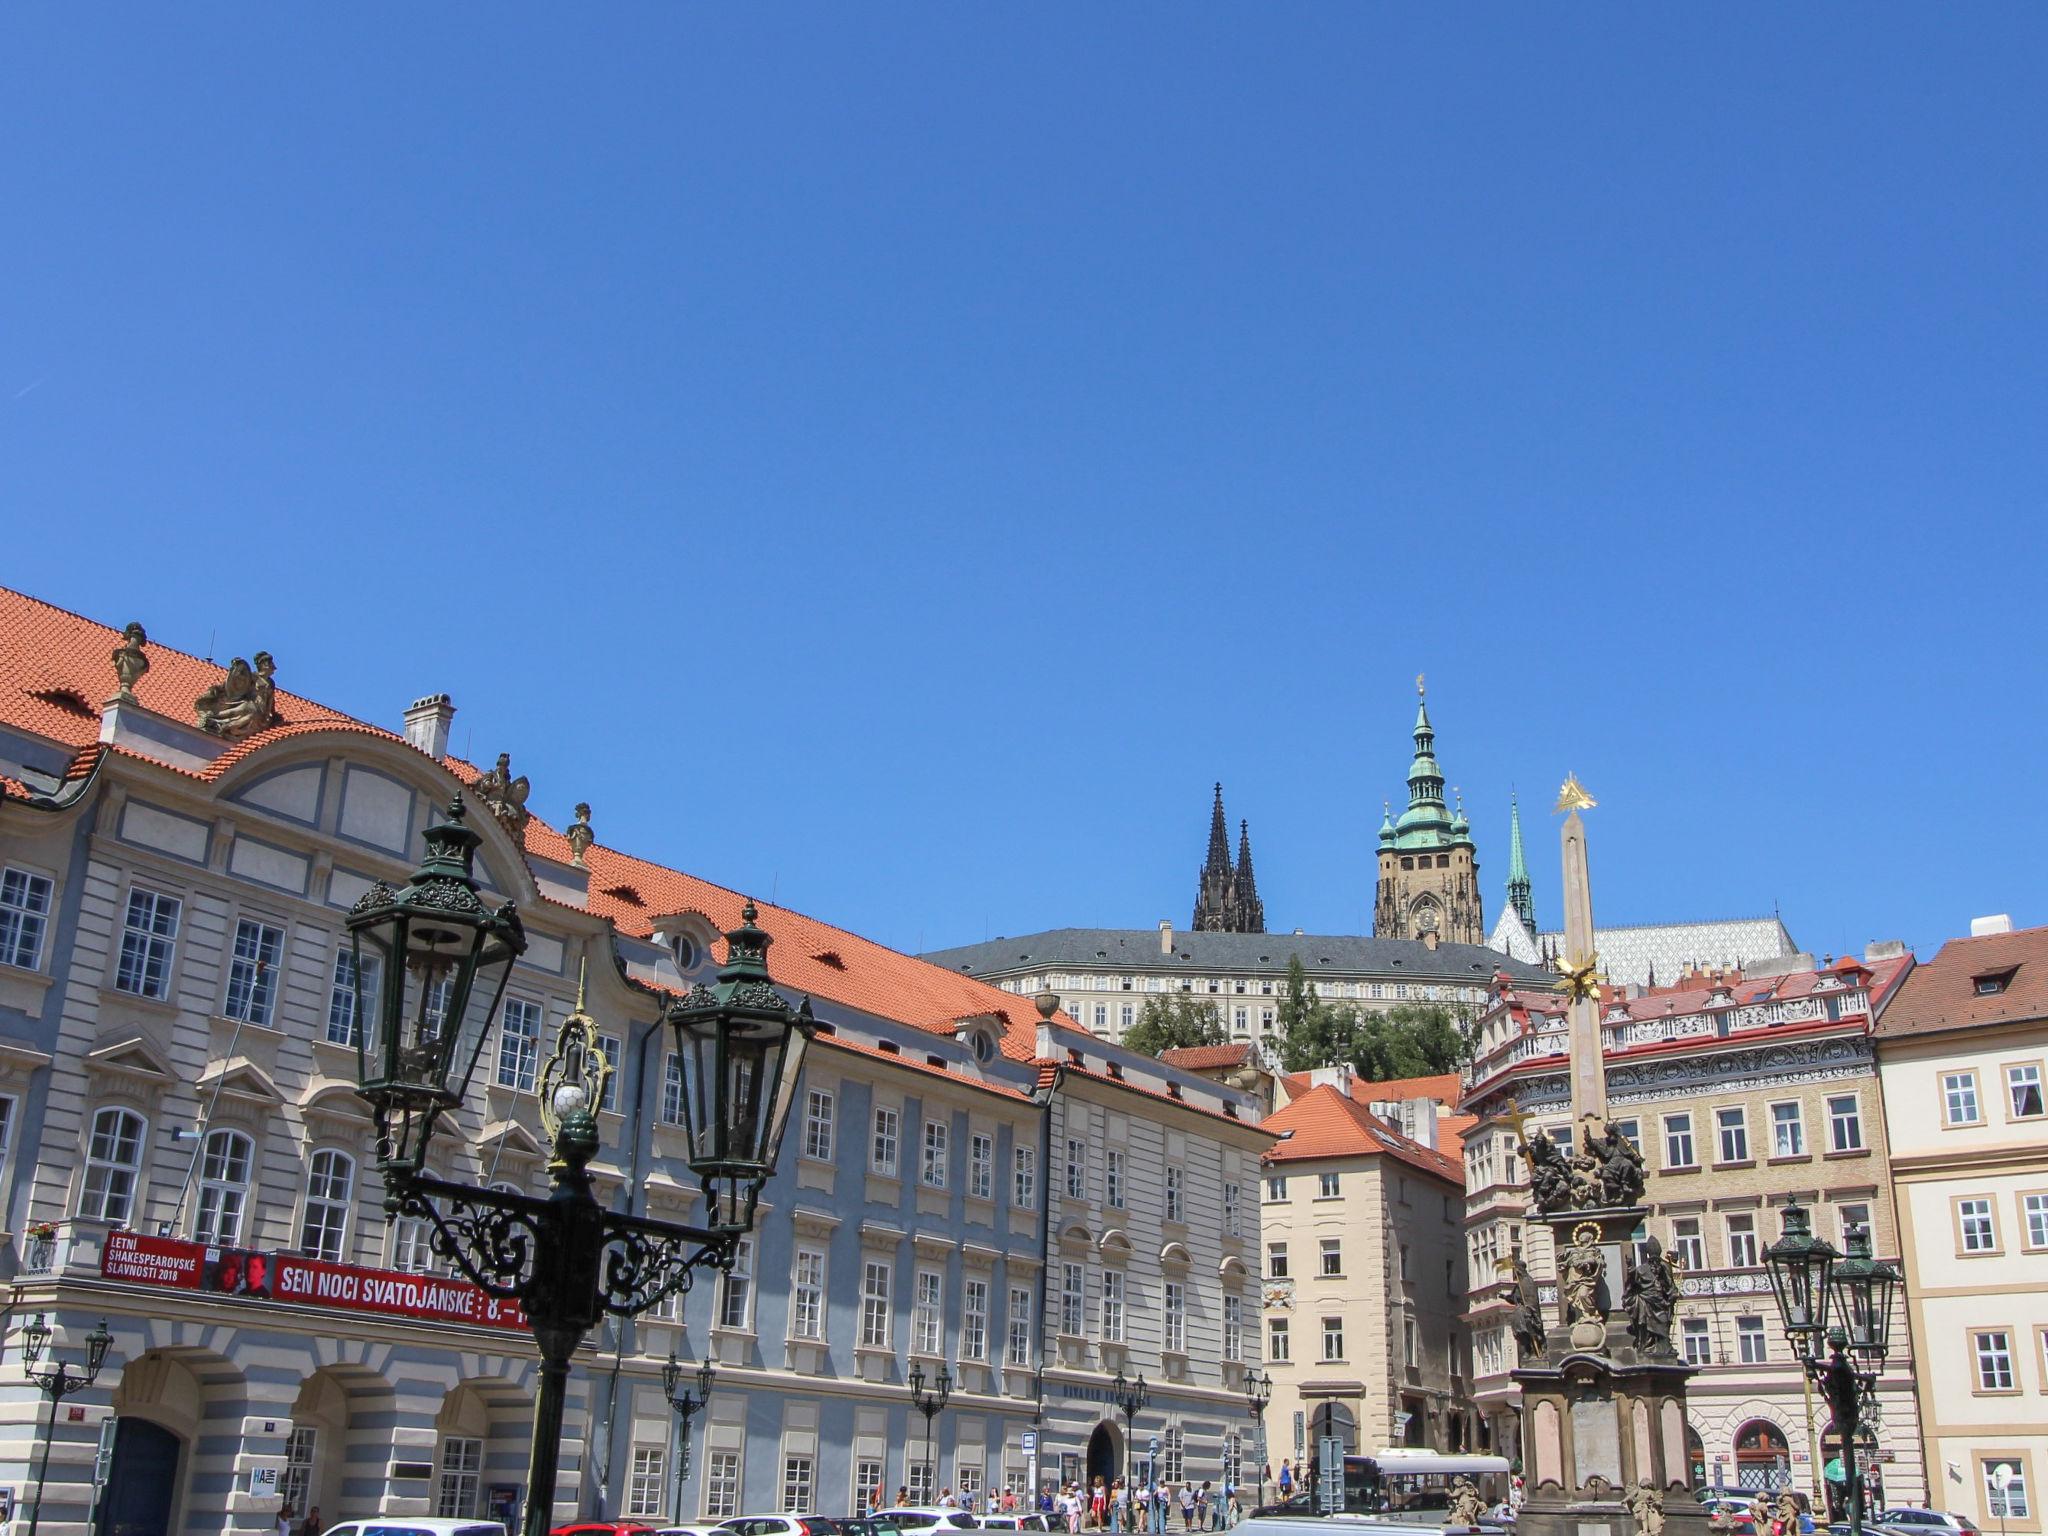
left=1034, top=990, right=1061, bottom=1060
left=403, top=694, right=455, bottom=760
left=1971, top=914, right=2015, bottom=936
left=1159, top=920, right=1174, bottom=955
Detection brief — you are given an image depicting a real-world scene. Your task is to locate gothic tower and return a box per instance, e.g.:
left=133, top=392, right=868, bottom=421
left=1372, top=681, right=1486, bottom=946
left=1506, top=791, right=1535, bottom=928
left=1193, top=785, right=1266, bottom=933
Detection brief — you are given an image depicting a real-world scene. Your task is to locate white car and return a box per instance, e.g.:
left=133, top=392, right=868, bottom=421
left=658, top=1527, right=730, bottom=1536
left=872, top=1511, right=982, bottom=1532
left=979, top=1518, right=1050, bottom=1532
left=321, top=1523, right=508, bottom=1536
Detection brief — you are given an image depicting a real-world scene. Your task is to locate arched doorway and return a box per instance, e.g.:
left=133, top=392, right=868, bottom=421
left=96, top=1420, right=182, bottom=1536
left=1733, top=1421, right=1790, bottom=1492
left=1686, top=1427, right=1706, bottom=1490
left=1086, top=1423, right=1123, bottom=1490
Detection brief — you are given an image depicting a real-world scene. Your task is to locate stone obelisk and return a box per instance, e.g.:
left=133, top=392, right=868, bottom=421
left=1511, top=777, right=1705, bottom=1536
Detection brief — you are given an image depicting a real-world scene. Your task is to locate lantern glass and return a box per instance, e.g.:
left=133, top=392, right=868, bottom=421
left=1763, top=1200, right=1838, bottom=1360
left=85, top=1318, right=112, bottom=1375
left=21, top=1313, right=48, bottom=1368
left=1829, top=1224, right=1899, bottom=1358
left=663, top=1351, right=683, bottom=1401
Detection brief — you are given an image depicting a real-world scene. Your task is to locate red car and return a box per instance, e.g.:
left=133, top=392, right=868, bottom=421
left=551, top=1524, right=662, bottom=1536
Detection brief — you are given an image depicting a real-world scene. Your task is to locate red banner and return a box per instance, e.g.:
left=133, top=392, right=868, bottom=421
left=99, top=1233, right=527, bottom=1332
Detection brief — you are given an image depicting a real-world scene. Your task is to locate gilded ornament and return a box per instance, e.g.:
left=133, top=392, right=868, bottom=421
left=1555, top=772, right=1598, bottom=813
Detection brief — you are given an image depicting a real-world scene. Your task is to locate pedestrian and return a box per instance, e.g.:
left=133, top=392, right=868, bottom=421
left=1227, top=1487, right=1243, bottom=1528
left=1199, top=1481, right=1214, bottom=1531
left=898, top=1487, right=911, bottom=1509
left=1150, top=1480, right=1168, bottom=1536
left=299, top=1508, right=322, bottom=1536
left=1279, top=1460, right=1294, bottom=1500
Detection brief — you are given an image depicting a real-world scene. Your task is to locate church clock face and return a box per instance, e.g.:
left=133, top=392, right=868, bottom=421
left=1415, top=903, right=1439, bottom=934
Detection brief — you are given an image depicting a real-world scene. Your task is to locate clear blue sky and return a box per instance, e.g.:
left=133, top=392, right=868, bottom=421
left=6, top=8, right=2044, bottom=962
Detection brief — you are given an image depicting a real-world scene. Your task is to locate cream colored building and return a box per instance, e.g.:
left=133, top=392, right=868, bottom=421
left=1459, top=948, right=1927, bottom=1507
left=1874, top=920, right=2048, bottom=1535
left=1256, top=1071, right=1473, bottom=1484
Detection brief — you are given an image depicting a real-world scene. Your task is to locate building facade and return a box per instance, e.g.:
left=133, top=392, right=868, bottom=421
left=1873, top=921, right=2048, bottom=1536
left=0, top=589, right=1266, bottom=1536
left=1256, top=1073, right=1474, bottom=1481
left=1457, top=949, right=1928, bottom=1507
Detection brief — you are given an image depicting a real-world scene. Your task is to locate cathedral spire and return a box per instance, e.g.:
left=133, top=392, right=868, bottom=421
left=1204, top=783, right=1231, bottom=877
left=1193, top=783, right=1238, bottom=931
left=1373, top=678, right=1485, bottom=946
left=1507, top=792, right=1535, bottom=928
left=1234, top=819, right=1266, bottom=933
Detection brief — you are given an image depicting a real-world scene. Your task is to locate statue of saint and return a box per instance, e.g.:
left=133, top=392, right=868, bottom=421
left=1521, top=1130, right=1573, bottom=1213
left=1507, top=1251, right=1546, bottom=1358
left=110, top=622, right=149, bottom=703
left=195, top=652, right=278, bottom=739
left=1624, top=1480, right=1665, bottom=1536
left=1623, top=1236, right=1681, bottom=1357
left=472, top=752, right=532, bottom=832
left=1598, top=1117, right=1647, bottom=1206
left=1561, top=1222, right=1606, bottom=1327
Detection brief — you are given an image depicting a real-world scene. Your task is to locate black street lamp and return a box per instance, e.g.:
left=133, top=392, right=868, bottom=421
left=1244, top=1368, right=1273, bottom=1507
left=19, top=1313, right=112, bottom=1536
left=349, top=799, right=813, bottom=1536
left=1110, top=1367, right=1150, bottom=1497
left=906, top=1362, right=953, bottom=1503
left=662, top=1353, right=715, bottom=1517
left=1763, top=1202, right=1902, bottom=1536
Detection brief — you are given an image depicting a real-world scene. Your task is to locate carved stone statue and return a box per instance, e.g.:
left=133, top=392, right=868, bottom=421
left=1774, top=1491, right=1801, bottom=1534
left=1597, top=1117, right=1647, bottom=1206
left=195, top=651, right=278, bottom=738
left=565, top=803, right=594, bottom=866
left=110, top=622, right=149, bottom=703
left=472, top=753, right=531, bottom=832
left=1560, top=1221, right=1606, bottom=1331
left=1445, top=1477, right=1485, bottom=1528
left=1522, top=1129, right=1573, bottom=1213
left=1625, top=1480, right=1665, bottom=1536
left=1507, top=1251, right=1547, bottom=1358
left=1623, top=1236, right=1681, bottom=1357
left=1568, top=1143, right=1606, bottom=1209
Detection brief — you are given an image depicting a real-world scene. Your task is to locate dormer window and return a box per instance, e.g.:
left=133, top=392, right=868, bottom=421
left=671, top=933, right=698, bottom=970
left=1974, top=966, right=2018, bottom=996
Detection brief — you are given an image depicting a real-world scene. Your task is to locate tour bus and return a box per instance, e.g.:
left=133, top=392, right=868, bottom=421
left=1255, top=1451, right=1513, bottom=1524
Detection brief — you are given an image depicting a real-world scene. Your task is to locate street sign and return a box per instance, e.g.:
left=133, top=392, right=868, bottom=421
left=94, top=1418, right=118, bottom=1487
left=1022, top=1431, right=1038, bottom=1456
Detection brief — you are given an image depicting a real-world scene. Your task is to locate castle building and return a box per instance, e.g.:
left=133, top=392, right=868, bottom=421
left=1373, top=687, right=1484, bottom=948
left=1192, top=785, right=1264, bottom=934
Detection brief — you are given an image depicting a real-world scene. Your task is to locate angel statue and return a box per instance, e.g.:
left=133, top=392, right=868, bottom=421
left=195, top=651, right=278, bottom=739
left=1521, top=1129, right=1573, bottom=1214
left=472, top=752, right=532, bottom=833
left=1624, top=1480, right=1665, bottom=1536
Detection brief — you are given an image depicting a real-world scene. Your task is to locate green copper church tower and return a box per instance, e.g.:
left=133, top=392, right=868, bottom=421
left=1373, top=680, right=1485, bottom=945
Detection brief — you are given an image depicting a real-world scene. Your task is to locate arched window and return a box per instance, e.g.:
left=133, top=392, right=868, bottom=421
left=196, top=1129, right=254, bottom=1245
left=80, top=1107, right=146, bottom=1223
left=1734, top=1420, right=1790, bottom=1491
left=299, top=1149, right=356, bottom=1262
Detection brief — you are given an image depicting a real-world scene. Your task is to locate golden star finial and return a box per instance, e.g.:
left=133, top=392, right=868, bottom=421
left=1559, top=954, right=1601, bottom=1002
left=1416, top=671, right=1426, bottom=697
left=1555, top=773, right=1597, bottom=813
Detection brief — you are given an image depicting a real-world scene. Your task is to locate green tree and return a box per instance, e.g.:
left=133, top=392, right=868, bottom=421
left=1121, top=994, right=1227, bottom=1058
left=1274, top=955, right=1357, bottom=1072
left=1273, top=953, right=1474, bottom=1080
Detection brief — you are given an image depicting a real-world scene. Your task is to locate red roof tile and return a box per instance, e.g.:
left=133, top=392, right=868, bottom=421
left=1159, top=1043, right=1254, bottom=1071
left=1877, top=925, right=2048, bottom=1039
left=1261, top=1084, right=1460, bottom=1182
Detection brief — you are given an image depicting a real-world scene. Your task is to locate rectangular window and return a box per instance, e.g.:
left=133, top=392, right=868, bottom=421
left=1223, top=1295, right=1243, bottom=1362
left=1061, top=1263, right=1084, bottom=1336
left=1066, top=1138, right=1086, bottom=1199
left=0, top=867, right=53, bottom=971
left=2024, top=1192, right=2048, bottom=1251
left=970, top=1133, right=994, bottom=1200
left=860, top=1260, right=892, bottom=1349
left=223, top=916, right=286, bottom=1027
left=1013, top=1145, right=1036, bottom=1207
left=1007, top=1286, right=1034, bottom=1366
left=1120, top=1002, right=1134, bottom=1034
left=1770, top=1101, right=1805, bottom=1157
left=391, top=1215, right=436, bottom=1274
left=1320, top=1238, right=1342, bottom=1276
left=1663, top=1112, right=1695, bottom=1168
left=326, top=947, right=378, bottom=1046
left=1959, top=1197, right=1998, bottom=1253
left=437, top=1436, right=483, bottom=1519
left=872, top=1107, right=900, bottom=1176
left=718, top=1238, right=754, bottom=1330
left=1106, top=1149, right=1126, bottom=1208
left=1726, top=1213, right=1759, bottom=1269
left=662, top=1052, right=684, bottom=1124
left=1716, top=1106, right=1749, bottom=1163
left=628, top=1447, right=667, bottom=1519
left=2009, top=1064, right=2045, bottom=1119
left=908, top=1459, right=935, bottom=1507
left=195, top=1130, right=253, bottom=1245
left=280, top=1426, right=317, bottom=1519
left=1269, top=1317, right=1290, bottom=1362
left=597, top=1034, right=621, bottom=1112
left=496, top=997, right=542, bottom=1091
left=1319, top=1171, right=1341, bottom=1198
left=299, top=1148, right=355, bottom=1262
left=1166, top=1166, right=1184, bottom=1223
left=1681, top=1317, right=1711, bottom=1365
left=782, top=1455, right=814, bottom=1515
left=912, top=1269, right=944, bottom=1354
left=792, top=1248, right=825, bottom=1340
left=962, top=1277, right=989, bottom=1361
left=81, top=1106, right=146, bottom=1223
left=803, top=1089, right=835, bottom=1162
left=706, top=1450, right=741, bottom=1520
left=1837, top=1201, right=1873, bottom=1243
left=1612, top=1117, right=1640, bottom=1150
left=1671, top=1217, right=1705, bottom=1273
left=1974, top=1330, right=2014, bottom=1390
left=1827, top=1094, right=1864, bottom=1151
left=1944, top=1071, right=1982, bottom=1126
left=1164, top=1281, right=1186, bottom=1353
left=922, top=1119, right=950, bottom=1188
left=1162, top=1428, right=1183, bottom=1486
left=1736, top=1315, right=1768, bottom=1364
left=1265, top=1175, right=1287, bottom=1201
left=1268, top=1241, right=1289, bottom=1279
left=1224, top=1181, right=1241, bottom=1237
left=1100, top=1270, right=1125, bottom=1342
left=1986, top=1459, right=2031, bottom=1520
left=1092, top=1004, right=1108, bottom=1033
left=1321, top=1315, right=1345, bottom=1361
left=855, top=1458, right=884, bottom=1514
left=115, top=887, right=181, bottom=998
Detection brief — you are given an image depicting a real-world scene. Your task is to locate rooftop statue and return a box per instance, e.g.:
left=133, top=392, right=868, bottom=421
left=110, top=622, right=149, bottom=704
left=195, top=651, right=278, bottom=739
left=473, top=752, right=531, bottom=833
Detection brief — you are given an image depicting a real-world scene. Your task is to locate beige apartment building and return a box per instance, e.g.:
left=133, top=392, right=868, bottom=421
left=1874, top=921, right=2048, bottom=1535
left=1459, top=949, right=1927, bottom=1507
left=1257, top=1071, right=1474, bottom=1479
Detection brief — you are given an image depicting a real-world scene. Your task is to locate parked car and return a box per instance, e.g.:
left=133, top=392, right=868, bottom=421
left=716, top=1520, right=851, bottom=1536
left=656, top=1526, right=728, bottom=1536
left=324, top=1523, right=507, bottom=1536
left=871, top=1511, right=982, bottom=1532
left=979, top=1518, right=1051, bottom=1532
left=1878, top=1513, right=1980, bottom=1536
left=554, top=1524, right=662, bottom=1536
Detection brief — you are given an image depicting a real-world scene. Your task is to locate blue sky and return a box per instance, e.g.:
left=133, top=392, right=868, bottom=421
left=5, top=7, right=2044, bottom=962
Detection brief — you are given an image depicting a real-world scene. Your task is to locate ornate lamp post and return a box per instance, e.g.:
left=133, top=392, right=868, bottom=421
left=662, top=1353, right=715, bottom=1517
left=906, top=1361, right=953, bottom=1503
left=349, top=798, right=813, bottom=1536
left=1763, top=1202, right=1902, bottom=1536
left=1110, top=1367, right=1150, bottom=1496
left=19, top=1313, right=112, bottom=1536
left=1243, top=1367, right=1273, bottom=1508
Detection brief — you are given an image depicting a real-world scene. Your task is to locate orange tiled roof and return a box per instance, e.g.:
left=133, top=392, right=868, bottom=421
left=1877, top=925, right=2048, bottom=1039
left=1358, top=1071, right=1463, bottom=1104
left=1261, top=1083, right=1460, bottom=1182
left=1159, top=1043, right=1254, bottom=1071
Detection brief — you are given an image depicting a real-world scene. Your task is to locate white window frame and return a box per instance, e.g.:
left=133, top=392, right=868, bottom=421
left=1715, top=1106, right=1749, bottom=1163
left=1681, top=1317, right=1711, bottom=1366
left=661, top=1052, right=685, bottom=1124
left=80, top=1106, right=147, bottom=1224
left=1099, top=1270, right=1125, bottom=1342
left=1106, top=1148, right=1125, bottom=1208
left=1944, top=1070, right=1982, bottom=1126
left=872, top=1106, right=900, bottom=1177
left=803, top=1089, right=835, bottom=1162
left=326, top=946, right=380, bottom=1047
left=1973, top=1330, right=2014, bottom=1390
left=628, top=1446, right=667, bottom=1519
left=1060, top=1262, right=1084, bottom=1336
left=195, top=1128, right=254, bottom=1245
left=1735, top=1314, right=1768, bottom=1364
left=1013, top=1145, right=1036, bottom=1208
left=962, top=1277, right=989, bottom=1361
left=1663, top=1112, right=1695, bottom=1169
left=1320, top=1237, right=1342, bottom=1276
left=1166, top=1166, right=1184, bottom=1223
left=782, top=1454, right=815, bottom=1516
left=1726, top=1212, right=1760, bottom=1269
left=1164, top=1280, right=1186, bottom=1353
left=114, top=886, right=181, bottom=999
left=970, top=1132, right=994, bottom=1200
left=223, top=915, right=286, bottom=1028
left=1066, top=1138, right=1086, bottom=1199
left=496, top=997, right=543, bottom=1092
left=1769, top=1100, right=1805, bottom=1158
left=921, top=1119, right=949, bottom=1189
left=1827, top=1093, right=1864, bottom=1151
left=1321, top=1315, right=1344, bottom=1361
left=705, top=1450, right=741, bottom=1520
left=1007, top=1285, right=1034, bottom=1366
left=860, top=1259, right=892, bottom=1349
left=1269, top=1316, right=1290, bottom=1362
left=299, top=1147, right=356, bottom=1262
left=791, top=1247, right=826, bottom=1341
left=913, top=1268, right=944, bottom=1355
left=2008, top=1063, right=2045, bottom=1120
left=1959, top=1197, right=1998, bottom=1254
left=436, top=1435, right=483, bottom=1519
left=0, top=866, right=54, bottom=971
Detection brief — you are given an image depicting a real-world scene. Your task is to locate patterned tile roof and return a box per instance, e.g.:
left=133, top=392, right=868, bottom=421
left=1530, top=916, right=1798, bottom=988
